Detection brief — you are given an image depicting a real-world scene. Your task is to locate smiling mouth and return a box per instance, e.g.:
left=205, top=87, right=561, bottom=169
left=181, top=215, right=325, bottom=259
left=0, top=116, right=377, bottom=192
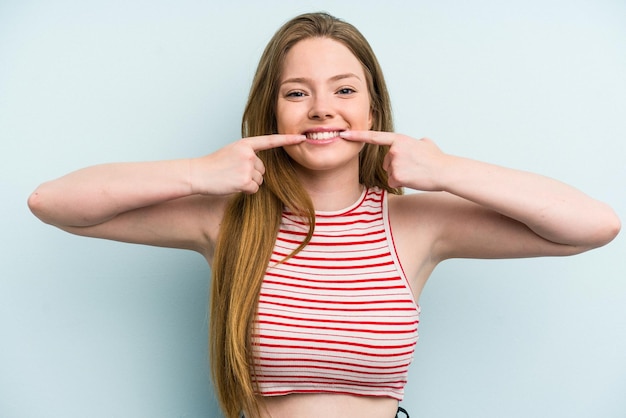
left=305, top=131, right=342, bottom=140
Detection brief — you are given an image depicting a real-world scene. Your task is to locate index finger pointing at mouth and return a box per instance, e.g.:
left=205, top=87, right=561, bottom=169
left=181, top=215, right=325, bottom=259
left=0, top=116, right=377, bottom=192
left=246, top=134, right=307, bottom=152
left=339, top=130, right=395, bottom=145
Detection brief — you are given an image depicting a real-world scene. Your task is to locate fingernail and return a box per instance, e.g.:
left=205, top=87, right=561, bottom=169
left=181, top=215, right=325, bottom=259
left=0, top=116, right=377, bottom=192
left=339, top=131, right=351, bottom=138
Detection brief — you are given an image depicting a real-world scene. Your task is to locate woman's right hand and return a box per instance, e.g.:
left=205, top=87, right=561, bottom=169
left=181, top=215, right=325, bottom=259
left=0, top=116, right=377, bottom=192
left=28, top=134, right=305, bottom=253
left=190, top=134, right=306, bottom=195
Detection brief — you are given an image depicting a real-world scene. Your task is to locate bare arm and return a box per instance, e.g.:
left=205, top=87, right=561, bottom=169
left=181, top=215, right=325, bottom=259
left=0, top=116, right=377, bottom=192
left=433, top=153, right=620, bottom=256
left=341, top=131, right=621, bottom=261
left=28, top=134, right=307, bottom=255
left=29, top=159, right=194, bottom=227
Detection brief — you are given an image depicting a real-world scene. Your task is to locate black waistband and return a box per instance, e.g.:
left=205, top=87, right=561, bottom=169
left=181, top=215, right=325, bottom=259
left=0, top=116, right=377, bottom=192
left=396, top=406, right=410, bottom=418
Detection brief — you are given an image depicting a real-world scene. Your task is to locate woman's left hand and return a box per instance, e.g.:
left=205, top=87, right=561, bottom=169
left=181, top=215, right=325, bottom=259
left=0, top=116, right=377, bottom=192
left=340, top=130, right=449, bottom=191
left=341, top=130, right=620, bottom=254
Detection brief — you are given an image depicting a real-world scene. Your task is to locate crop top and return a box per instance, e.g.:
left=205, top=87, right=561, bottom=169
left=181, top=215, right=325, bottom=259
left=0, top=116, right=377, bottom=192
left=251, top=187, right=420, bottom=400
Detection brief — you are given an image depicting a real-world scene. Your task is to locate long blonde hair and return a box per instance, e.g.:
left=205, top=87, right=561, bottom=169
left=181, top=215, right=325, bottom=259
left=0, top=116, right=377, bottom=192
left=209, top=12, right=401, bottom=418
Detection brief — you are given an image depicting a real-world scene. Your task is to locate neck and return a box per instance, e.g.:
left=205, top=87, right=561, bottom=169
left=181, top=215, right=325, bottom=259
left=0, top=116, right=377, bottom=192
left=294, top=167, right=363, bottom=212
left=306, top=181, right=364, bottom=212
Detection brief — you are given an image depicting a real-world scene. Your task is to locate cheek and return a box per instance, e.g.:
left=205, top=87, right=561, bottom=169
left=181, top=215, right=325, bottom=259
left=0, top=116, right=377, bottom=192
left=275, top=102, right=301, bottom=134
left=350, top=96, right=373, bottom=129
left=353, top=101, right=374, bottom=130
left=275, top=102, right=285, bottom=133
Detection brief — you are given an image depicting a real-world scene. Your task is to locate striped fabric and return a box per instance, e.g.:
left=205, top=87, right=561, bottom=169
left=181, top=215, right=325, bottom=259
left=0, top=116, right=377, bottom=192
left=251, top=187, right=420, bottom=400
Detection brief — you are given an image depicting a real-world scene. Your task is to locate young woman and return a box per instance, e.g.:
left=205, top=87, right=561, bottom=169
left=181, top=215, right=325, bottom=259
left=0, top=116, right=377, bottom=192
left=28, top=12, right=620, bottom=418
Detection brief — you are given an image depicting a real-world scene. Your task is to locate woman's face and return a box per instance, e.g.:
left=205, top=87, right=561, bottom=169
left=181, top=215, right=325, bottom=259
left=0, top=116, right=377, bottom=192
left=276, top=37, right=372, bottom=174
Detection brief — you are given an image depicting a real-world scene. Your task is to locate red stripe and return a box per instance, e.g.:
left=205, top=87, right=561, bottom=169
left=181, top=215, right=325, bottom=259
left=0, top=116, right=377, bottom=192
left=271, top=249, right=390, bottom=263
left=254, top=356, right=411, bottom=370
left=255, top=342, right=416, bottom=357
left=260, top=292, right=413, bottom=306
left=276, top=235, right=386, bottom=246
left=255, top=362, right=406, bottom=376
left=267, top=259, right=395, bottom=270
left=257, top=312, right=419, bottom=327
left=256, top=319, right=417, bottom=334
left=265, top=272, right=400, bottom=284
left=255, top=377, right=406, bottom=387
left=314, top=209, right=381, bottom=219
left=259, top=299, right=417, bottom=312
left=283, top=215, right=382, bottom=227
left=261, top=279, right=406, bottom=292
left=277, top=228, right=386, bottom=238
left=255, top=334, right=417, bottom=350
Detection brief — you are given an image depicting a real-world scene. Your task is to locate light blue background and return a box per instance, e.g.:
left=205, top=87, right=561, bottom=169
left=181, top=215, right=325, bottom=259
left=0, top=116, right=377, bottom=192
left=1, top=1, right=625, bottom=417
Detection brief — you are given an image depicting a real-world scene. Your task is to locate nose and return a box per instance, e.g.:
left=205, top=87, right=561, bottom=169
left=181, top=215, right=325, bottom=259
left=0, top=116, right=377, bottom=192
left=308, top=94, right=335, bottom=120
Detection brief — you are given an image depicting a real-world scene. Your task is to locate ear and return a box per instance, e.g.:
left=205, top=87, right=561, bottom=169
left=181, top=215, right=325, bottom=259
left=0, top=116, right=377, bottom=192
left=368, top=108, right=374, bottom=129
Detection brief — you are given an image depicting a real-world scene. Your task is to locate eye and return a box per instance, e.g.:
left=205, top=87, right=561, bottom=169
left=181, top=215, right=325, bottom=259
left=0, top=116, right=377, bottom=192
left=285, top=90, right=306, bottom=98
left=337, top=87, right=356, bottom=95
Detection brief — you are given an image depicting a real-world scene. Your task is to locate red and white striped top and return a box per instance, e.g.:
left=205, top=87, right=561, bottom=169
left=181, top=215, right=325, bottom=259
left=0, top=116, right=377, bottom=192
left=251, top=187, right=420, bottom=400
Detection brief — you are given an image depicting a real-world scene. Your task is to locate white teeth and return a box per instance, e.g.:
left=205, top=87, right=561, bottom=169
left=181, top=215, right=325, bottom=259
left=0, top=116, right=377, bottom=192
left=306, top=131, right=340, bottom=140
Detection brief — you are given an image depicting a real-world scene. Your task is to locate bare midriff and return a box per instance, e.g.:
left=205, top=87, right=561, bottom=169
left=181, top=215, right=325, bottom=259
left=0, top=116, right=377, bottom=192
left=253, top=393, right=399, bottom=418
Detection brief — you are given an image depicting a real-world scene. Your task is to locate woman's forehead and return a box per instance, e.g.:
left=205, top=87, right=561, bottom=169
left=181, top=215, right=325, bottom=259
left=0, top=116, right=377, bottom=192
left=280, top=37, right=366, bottom=83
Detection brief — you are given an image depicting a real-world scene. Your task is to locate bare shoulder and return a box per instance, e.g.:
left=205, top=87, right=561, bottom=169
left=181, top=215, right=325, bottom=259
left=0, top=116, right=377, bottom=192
left=388, top=191, right=460, bottom=229
left=389, top=190, right=441, bottom=210
left=389, top=189, right=584, bottom=264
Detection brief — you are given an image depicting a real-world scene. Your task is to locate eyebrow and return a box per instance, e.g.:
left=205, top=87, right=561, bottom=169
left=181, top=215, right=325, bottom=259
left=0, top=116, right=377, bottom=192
left=280, top=73, right=362, bottom=85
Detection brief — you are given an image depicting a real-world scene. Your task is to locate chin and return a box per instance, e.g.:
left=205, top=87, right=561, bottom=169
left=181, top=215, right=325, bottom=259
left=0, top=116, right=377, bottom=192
left=285, top=141, right=362, bottom=169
